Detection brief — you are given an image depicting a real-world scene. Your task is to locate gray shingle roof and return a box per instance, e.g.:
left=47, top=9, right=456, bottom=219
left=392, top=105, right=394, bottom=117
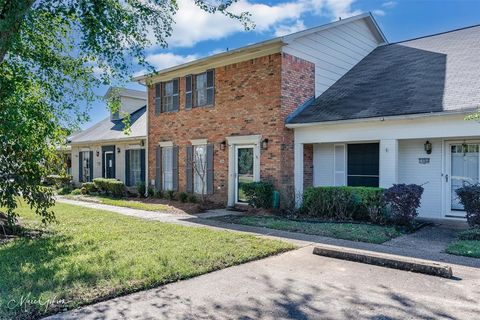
left=70, top=106, right=146, bottom=144
left=287, top=25, right=480, bottom=124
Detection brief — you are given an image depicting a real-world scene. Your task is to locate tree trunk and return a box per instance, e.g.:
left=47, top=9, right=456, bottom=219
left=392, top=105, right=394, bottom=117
left=0, top=0, right=34, bottom=63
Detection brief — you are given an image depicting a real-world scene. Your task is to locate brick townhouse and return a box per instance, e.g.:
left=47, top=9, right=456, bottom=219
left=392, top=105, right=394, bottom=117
left=134, top=13, right=386, bottom=207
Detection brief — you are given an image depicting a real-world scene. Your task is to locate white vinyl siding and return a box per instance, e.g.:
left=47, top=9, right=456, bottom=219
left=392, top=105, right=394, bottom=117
left=283, top=19, right=381, bottom=97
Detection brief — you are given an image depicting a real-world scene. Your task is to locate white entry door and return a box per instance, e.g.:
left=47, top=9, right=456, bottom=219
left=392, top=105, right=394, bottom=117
left=445, top=142, right=479, bottom=217
left=234, top=145, right=256, bottom=204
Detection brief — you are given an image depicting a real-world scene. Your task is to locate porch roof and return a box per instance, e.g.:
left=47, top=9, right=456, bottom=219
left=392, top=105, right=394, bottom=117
left=287, top=24, right=480, bottom=125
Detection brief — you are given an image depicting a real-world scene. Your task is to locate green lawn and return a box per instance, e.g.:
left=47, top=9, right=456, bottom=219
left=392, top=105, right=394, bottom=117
left=0, top=203, right=294, bottom=319
left=446, top=240, right=480, bottom=258
left=65, top=195, right=171, bottom=212
left=212, top=215, right=404, bottom=244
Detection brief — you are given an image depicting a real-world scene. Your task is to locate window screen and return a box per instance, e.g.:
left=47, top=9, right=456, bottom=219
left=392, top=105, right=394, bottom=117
left=347, top=143, right=379, bottom=187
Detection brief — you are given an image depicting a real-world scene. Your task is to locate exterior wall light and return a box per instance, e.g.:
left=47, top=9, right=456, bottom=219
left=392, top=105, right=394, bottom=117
left=140, top=139, right=145, bottom=147
left=117, top=147, right=121, bottom=154
left=220, top=140, right=226, bottom=151
left=424, top=140, right=432, bottom=154
left=96, top=151, right=100, bottom=157
left=261, top=138, right=269, bottom=150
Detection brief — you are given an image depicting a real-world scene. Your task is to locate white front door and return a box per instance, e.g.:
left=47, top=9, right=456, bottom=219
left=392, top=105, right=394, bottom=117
left=445, top=142, right=479, bottom=218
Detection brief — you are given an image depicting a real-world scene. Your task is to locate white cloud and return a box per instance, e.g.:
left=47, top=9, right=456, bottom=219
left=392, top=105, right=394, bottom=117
left=145, top=52, right=199, bottom=70
left=324, top=0, right=362, bottom=20
left=382, top=1, right=397, bottom=8
left=372, top=9, right=386, bottom=17
left=274, top=20, right=306, bottom=37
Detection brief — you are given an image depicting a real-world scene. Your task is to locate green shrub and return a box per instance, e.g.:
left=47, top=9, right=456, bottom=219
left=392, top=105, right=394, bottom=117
left=384, top=184, right=424, bottom=226
left=136, top=182, right=146, bottom=197
left=242, top=181, right=274, bottom=209
left=44, top=174, right=72, bottom=188
left=93, top=178, right=125, bottom=198
left=301, top=186, right=386, bottom=222
left=166, top=190, right=176, bottom=200
left=155, top=190, right=164, bottom=199
left=71, top=188, right=82, bottom=195
left=458, top=228, right=480, bottom=241
left=57, top=186, right=73, bottom=195
left=82, top=182, right=97, bottom=194
left=188, top=194, right=197, bottom=203
left=456, top=184, right=480, bottom=227
left=179, top=192, right=188, bottom=203
left=148, top=187, right=155, bottom=197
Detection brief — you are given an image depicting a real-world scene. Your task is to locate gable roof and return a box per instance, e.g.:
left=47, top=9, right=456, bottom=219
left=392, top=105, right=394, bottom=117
left=286, top=24, right=480, bottom=125
left=69, top=106, right=146, bottom=144
left=134, top=13, right=386, bottom=83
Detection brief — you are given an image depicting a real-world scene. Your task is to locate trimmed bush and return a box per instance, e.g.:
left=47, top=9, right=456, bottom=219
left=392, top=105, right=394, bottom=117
left=456, top=184, right=480, bottom=227
left=384, top=184, right=424, bottom=226
left=301, top=186, right=385, bottom=222
left=71, top=188, right=82, bottom=195
left=136, top=182, right=146, bottom=197
left=93, top=178, right=125, bottom=198
left=57, top=186, right=73, bottom=195
left=179, top=192, right=188, bottom=203
left=188, top=194, right=197, bottom=203
left=458, top=228, right=480, bottom=241
left=44, top=174, right=72, bottom=188
left=82, top=182, right=97, bottom=194
left=242, top=181, right=274, bottom=209
left=147, top=187, right=154, bottom=197
left=155, top=190, right=164, bottom=199
left=166, top=190, right=176, bottom=200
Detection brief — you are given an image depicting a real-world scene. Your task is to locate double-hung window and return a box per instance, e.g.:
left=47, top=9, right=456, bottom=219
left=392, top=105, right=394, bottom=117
left=193, top=145, right=207, bottom=194
left=162, top=146, right=174, bottom=190
left=186, top=70, right=214, bottom=109
left=347, top=143, right=379, bottom=187
left=129, top=149, right=142, bottom=186
left=154, top=79, right=179, bottom=114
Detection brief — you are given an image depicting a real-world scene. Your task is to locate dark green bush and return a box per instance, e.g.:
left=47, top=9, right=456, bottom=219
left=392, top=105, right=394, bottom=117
left=93, top=178, right=125, bottom=198
left=188, top=194, right=197, bottom=203
left=242, top=181, right=274, bottom=209
left=81, top=182, right=97, bottom=194
left=70, top=188, right=82, bottom=195
left=148, top=187, right=154, bottom=197
left=166, top=190, right=176, bottom=200
left=155, top=190, right=164, bottom=199
left=458, top=228, right=480, bottom=240
left=456, top=184, right=480, bottom=227
left=136, top=182, right=146, bottom=197
left=384, top=184, right=423, bottom=226
left=57, top=186, right=73, bottom=195
left=301, top=186, right=385, bottom=222
left=44, top=174, right=72, bottom=188
left=179, top=192, right=188, bottom=203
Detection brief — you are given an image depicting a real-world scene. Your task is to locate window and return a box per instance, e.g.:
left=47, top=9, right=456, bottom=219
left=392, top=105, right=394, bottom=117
left=192, top=70, right=214, bottom=108
left=129, top=149, right=142, bottom=186
left=162, top=80, right=179, bottom=112
left=162, top=146, right=174, bottom=190
left=81, top=151, right=91, bottom=182
left=193, top=145, right=207, bottom=194
left=347, top=143, right=379, bottom=187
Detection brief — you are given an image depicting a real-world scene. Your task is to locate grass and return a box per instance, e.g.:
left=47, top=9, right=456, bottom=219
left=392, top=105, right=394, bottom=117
left=65, top=194, right=171, bottom=212
left=0, top=203, right=294, bottom=319
left=212, top=215, right=404, bottom=244
left=446, top=240, right=480, bottom=258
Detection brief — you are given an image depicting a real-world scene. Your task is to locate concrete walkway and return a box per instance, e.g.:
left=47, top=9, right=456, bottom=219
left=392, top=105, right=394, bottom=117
left=45, top=246, right=480, bottom=320
left=56, top=197, right=480, bottom=268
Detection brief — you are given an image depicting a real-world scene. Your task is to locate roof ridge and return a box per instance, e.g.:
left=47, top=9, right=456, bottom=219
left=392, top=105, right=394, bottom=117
left=391, top=23, right=480, bottom=45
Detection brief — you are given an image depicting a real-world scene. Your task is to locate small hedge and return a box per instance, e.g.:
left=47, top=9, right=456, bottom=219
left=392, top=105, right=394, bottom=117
left=301, top=186, right=385, bottom=222
left=458, top=228, right=480, bottom=241
left=93, top=178, right=125, bottom=198
left=81, top=182, right=97, bottom=194
left=44, top=174, right=72, bottom=188
left=456, top=184, right=480, bottom=227
left=242, top=181, right=274, bottom=209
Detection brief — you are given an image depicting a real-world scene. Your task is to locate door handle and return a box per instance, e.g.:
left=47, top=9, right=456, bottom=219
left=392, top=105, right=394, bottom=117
left=445, top=174, right=449, bottom=182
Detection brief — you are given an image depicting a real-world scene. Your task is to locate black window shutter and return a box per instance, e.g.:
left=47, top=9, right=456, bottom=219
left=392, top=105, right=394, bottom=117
left=89, top=151, right=94, bottom=182
left=186, top=146, right=193, bottom=193
left=206, top=144, right=214, bottom=194
left=173, top=78, right=179, bottom=111
left=140, top=149, right=146, bottom=184
left=172, top=146, right=179, bottom=191
left=155, top=84, right=162, bottom=115
left=155, top=146, right=162, bottom=191
left=125, top=149, right=131, bottom=186
left=185, top=75, right=192, bottom=110
left=206, top=70, right=214, bottom=105
left=79, top=152, right=83, bottom=182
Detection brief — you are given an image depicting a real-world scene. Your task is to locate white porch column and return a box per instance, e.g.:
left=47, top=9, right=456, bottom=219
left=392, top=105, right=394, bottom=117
left=379, top=139, right=399, bottom=188
left=294, top=142, right=304, bottom=207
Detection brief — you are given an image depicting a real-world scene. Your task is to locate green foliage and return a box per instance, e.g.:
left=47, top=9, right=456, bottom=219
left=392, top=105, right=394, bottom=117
left=136, top=182, right=146, bottom=197
left=70, top=189, right=82, bottom=195
left=301, top=186, right=386, bottom=223
left=242, top=181, right=274, bottom=209
left=456, top=184, right=480, bottom=227
left=188, top=194, right=198, bottom=203
left=57, top=186, right=73, bottom=195
left=458, top=228, right=480, bottom=241
left=81, top=182, right=97, bottom=194
left=0, top=0, right=250, bottom=227
left=384, top=184, right=424, bottom=226
left=166, top=190, right=176, bottom=201
left=155, top=190, right=164, bottom=199
left=44, top=175, right=72, bottom=188
left=93, top=178, right=125, bottom=198
left=147, top=187, right=155, bottom=198
left=179, top=192, right=188, bottom=203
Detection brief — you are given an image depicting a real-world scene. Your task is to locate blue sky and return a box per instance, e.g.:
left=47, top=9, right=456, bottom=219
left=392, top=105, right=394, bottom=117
left=83, top=0, right=480, bottom=129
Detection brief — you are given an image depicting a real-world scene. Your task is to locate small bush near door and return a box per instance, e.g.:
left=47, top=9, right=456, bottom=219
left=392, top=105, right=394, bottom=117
left=93, top=178, right=125, bottom=198
left=384, top=184, right=424, bottom=226
left=242, top=181, right=274, bottom=209
left=456, top=184, right=480, bottom=227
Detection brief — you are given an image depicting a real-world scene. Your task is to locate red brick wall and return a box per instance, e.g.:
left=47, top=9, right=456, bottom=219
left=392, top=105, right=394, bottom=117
left=303, top=144, right=314, bottom=188
left=147, top=52, right=314, bottom=205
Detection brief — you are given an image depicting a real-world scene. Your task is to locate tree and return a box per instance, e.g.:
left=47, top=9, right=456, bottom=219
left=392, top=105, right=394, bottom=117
left=0, top=0, right=251, bottom=229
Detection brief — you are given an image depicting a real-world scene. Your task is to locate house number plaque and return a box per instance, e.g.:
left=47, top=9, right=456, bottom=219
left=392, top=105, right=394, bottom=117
left=418, top=158, right=430, bottom=164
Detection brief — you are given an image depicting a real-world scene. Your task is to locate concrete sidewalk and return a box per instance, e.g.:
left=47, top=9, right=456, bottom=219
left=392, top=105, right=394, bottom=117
left=45, top=246, right=480, bottom=320
left=56, top=197, right=480, bottom=268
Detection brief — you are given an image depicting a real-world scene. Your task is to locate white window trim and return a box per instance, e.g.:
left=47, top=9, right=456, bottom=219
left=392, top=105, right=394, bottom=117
left=226, top=135, right=261, bottom=146
left=191, top=138, right=208, bottom=146
left=158, top=141, right=173, bottom=147
left=333, top=143, right=346, bottom=186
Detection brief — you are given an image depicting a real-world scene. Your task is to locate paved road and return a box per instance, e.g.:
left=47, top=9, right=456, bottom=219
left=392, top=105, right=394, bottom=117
left=46, top=246, right=480, bottom=320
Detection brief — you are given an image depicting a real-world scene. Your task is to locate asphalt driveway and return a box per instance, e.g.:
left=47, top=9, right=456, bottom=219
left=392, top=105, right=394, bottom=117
left=47, top=246, right=480, bottom=320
